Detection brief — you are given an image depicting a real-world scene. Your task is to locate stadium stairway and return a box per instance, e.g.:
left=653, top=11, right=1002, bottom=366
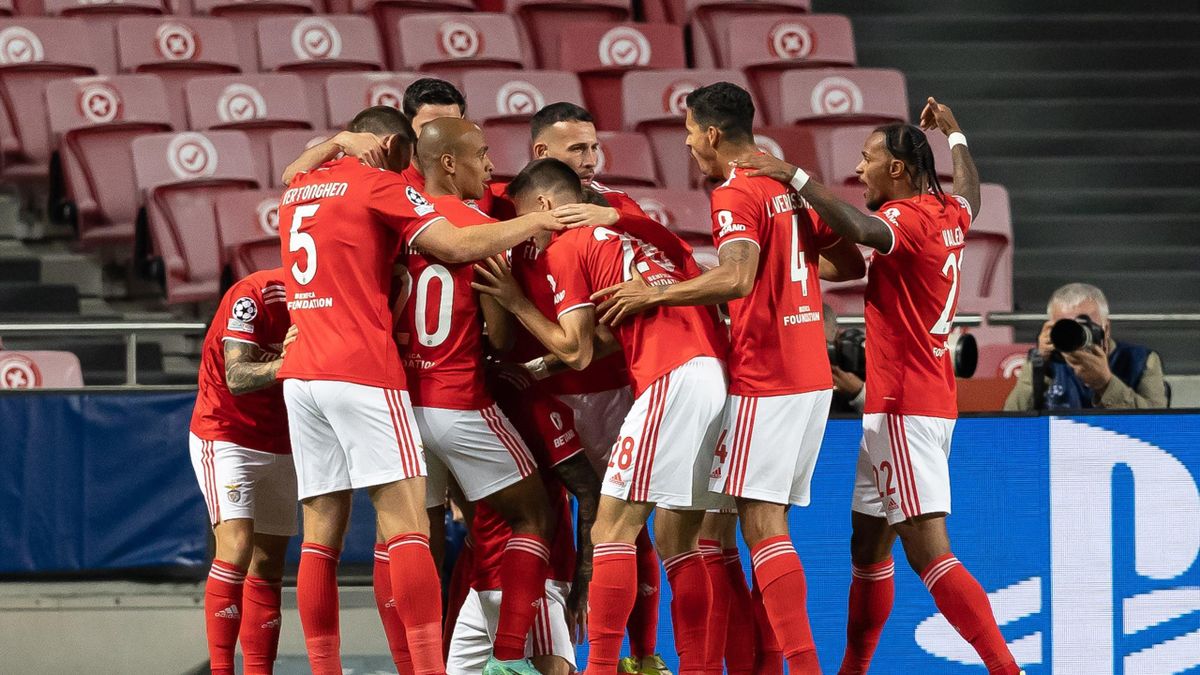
left=821, top=0, right=1200, bottom=375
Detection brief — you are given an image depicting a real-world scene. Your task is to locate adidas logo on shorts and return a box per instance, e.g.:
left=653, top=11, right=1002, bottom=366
left=710, top=467, right=722, bottom=479
left=887, top=498, right=900, bottom=511
left=215, top=605, right=240, bottom=620
left=608, top=473, right=625, bottom=488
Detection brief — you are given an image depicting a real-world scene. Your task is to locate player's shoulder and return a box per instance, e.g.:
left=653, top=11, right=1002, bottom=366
left=589, top=180, right=626, bottom=196
left=433, top=194, right=495, bottom=224
left=230, top=269, right=288, bottom=308
left=713, top=168, right=772, bottom=200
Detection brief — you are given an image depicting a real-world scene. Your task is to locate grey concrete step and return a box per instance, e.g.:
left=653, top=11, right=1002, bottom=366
left=1014, top=214, right=1200, bottom=248
left=965, top=130, right=1200, bottom=158
left=932, top=98, right=1200, bottom=132
left=975, top=156, right=1200, bottom=189
left=1015, top=270, right=1200, bottom=313
left=1008, top=188, right=1200, bottom=215
left=1017, top=246, right=1200, bottom=273
left=818, top=0, right=1200, bottom=15
left=850, top=14, right=1200, bottom=42
left=859, top=41, right=1200, bottom=72
left=903, top=71, right=1200, bottom=102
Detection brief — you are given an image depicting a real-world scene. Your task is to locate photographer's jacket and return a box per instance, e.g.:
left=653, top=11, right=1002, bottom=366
left=1003, top=341, right=1168, bottom=410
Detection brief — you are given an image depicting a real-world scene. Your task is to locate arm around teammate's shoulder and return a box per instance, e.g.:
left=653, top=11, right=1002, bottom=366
left=412, top=211, right=561, bottom=264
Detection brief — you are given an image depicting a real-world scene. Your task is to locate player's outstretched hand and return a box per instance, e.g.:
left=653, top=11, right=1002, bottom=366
left=566, top=584, right=588, bottom=645
left=281, top=324, right=298, bottom=358
left=731, top=153, right=799, bottom=185
left=471, top=255, right=526, bottom=311
left=919, top=97, right=962, bottom=136
left=334, top=130, right=387, bottom=169
left=553, top=203, right=619, bottom=227
left=591, top=270, right=660, bottom=326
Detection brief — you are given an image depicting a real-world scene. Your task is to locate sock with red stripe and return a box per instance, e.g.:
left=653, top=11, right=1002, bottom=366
left=373, top=544, right=414, bottom=675
left=387, top=533, right=446, bottom=675
left=240, top=575, right=282, bottom=675
left=921, top=554, right=1020, bottom=675
left=723, top=549, right=757, bottom=675
left=584, top=543, right=638, bottom=674
left=443, top=539, right=475, bottom=660
left=627, top=527, right=660, bottom=658
left=751, top=580, right=785, bottom=675
left=700, top=540, right=731, bottom=675
left=839, top=558, right=895, bottom=675
left=750, top=536, right=820, bottom=673
left=663, top=550, right=712, bottom=675
left=297, top=543, right=342, bottom=675
left=493, top=534, right=551, bottom=661
left=204, top=559, right=245, bottom=675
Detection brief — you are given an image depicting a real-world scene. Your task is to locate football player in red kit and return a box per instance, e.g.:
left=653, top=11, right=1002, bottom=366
left=734, top=99, right=1023, bottom=675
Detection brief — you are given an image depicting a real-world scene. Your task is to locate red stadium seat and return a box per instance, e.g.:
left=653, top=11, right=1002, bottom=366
left=397, top=13, right=526, bottom=80
left=324, top=71, right=423, bottom=129
left=684, top=0, right=810, bottom=67
left=46, top=75, right=171, bottom=249
left=975, top=342, right=1033, bottom=380
left=257, top=15, right=384, bottom=128
left=0, top=1, right=13, bottom=16
left=0, top=350, right=83, bottom=388
left=726, top=14, right=855, bottom=112
left=349, top=0, right=474, bottom=71
left=770, top=67, right=908, bottom=128
left=503, top=0, right=630, bottom=69
left=192, top=0, right=318, bottom=72
left=214, top=188, right=282, bottom=276
left=132, top=130, right=259, bottom=303
left=484, top=123, right=530, bottom=181
left=0, top=18, right=97, bottom=178
left=559, top=21, right=685, bottom=131
left=116, top=17, right=241, bottom=130
left=620, top=68, right=752, bottom=189
left=751, top=126, right=821, bottom=180
left=44, top=0, right=165, bottom=74
left=960, top=183, right=1014, bottom=316
left=595, top=131, right=658, bottom=187
left=267, top=128, right=336, bottom=188
left=461, top=70, right=583, bottom=139
left=622, top=187, right=709, bottom=245
left=817, top=124, right=954, bottom=186
left=184, top=73, right=313, bottom=186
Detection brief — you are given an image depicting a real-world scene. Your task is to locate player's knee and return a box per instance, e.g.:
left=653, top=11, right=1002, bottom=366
left=214, top=521, right=255, bottom=567
left=736, top=501, right=786, bottom=547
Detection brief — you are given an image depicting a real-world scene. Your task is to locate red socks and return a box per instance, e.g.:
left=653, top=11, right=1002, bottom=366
left=204, top=559, right=246, bottom=675
left=700, top=540, right=731, bottom=675
left=627, top=527, right=660, bottom=658
left=297, top=543, right=342, bottom=675
left=584, top=543, right=638, bottom=674
left=921, top=554, right=1019, bottom=675
left=723, top=549, right=757, bottom=675
left=838, top=557, right=894, bottom=675
left=373, top=544, right=414, bottom=675
left=663, top=549, right=711, bottom=675
left=493, top=534, right=551, bottom=661
left=241, top=575, right=282, bottom=674
left=752, top=581, right=785, bottom=675
left=387, top=533, right=446, bottom=675
left=750, top=536, right=820, bottom=674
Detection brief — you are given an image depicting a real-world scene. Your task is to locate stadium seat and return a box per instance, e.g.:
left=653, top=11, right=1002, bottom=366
left=349, top=0, right=475, bottom=71
left=257, top=15, right=384, bottom=128
left=726, top=14, right=855, bottom=112
left=214, top=188, right=282, bottom=276
left=622, top=187, right=710, bottom=245
left=975, top=342, right=1034, bottom=380
left=116, top=17, right=241, bottom=131
left=397, top=13, right=526, bottom=80
left=484, top=123, right=530, bottom=181
left=595, top=131, right=658, bottom=187
left=0, top=0, right=12, bottom=16
left=501, top=0, right=631, bottom=69
left=817, top=124, right=954, bottom=186
left=684, top=0, right=811, bottom=68
left=751, top=126, right=821, bottom=180
left=46, top=75, right=172, bottom=249
left=621, top=68, right=752, bottom=189
left=559, top=21, right=685, bottom=131
left=461, top=70, right=583, bottom=138
left=191, top=0, right=318, bottom=72
left=132, top=130, right=259, bottom=303
left=43, top=0, right=165, bottom=74
left=0, top=18, right=98, bottom=178
left=960, top=183, right=1014, bottom=315
left=324, top=71, right=423, bottom=129
left=0, top=350, right=84, bottom=388
left=770, top=67, right=908, bottom=128
left=184, top=73, right=313, bottom=186
left=267, top=128, right=336, bottom=188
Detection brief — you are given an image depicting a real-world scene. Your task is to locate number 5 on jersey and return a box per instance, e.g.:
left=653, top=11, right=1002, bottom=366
left=289, top=204, right=319, bottom=285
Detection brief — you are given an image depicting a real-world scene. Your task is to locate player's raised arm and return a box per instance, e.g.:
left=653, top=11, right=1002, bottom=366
left=920, top=97, right=980, bottom=217
left=412, top=210, right=564, bottom=264
left=280, top=131, right=387, bottom=185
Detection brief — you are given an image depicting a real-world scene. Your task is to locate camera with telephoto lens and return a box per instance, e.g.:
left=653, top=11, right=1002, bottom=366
left=1050, top=314, right=1106, bottom=354
left=827, top=327, right=866, bottom=379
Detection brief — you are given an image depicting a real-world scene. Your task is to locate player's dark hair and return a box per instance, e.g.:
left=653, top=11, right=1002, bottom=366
left=508, top=158, right=585, bottom=203
left=402, top=78, right=467, bottom=119
left=581, top=186, right=610, bottom=207
left=530, top=102, right=594, bottom=142
left=348, top=105, right=415, bottom=146
left=685, top=82, right=754, bottom=143
left=876, top=123, right=946, bottom=203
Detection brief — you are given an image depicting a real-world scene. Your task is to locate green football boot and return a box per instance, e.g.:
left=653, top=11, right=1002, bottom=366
left=483, top=655, right=542, bottom=675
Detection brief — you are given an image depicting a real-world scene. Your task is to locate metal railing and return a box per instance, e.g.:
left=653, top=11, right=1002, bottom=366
left=0, top=322, right=207, bottom=386
left=988, top=313, right=1200, bottom=325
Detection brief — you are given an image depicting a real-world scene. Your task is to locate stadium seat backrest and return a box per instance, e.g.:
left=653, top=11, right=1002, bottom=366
left=398, top=13, right=526, bottom=74
left=349, top=0, right=475, bottom=70
left=483, top=123, right=530, bottom=181
left=133, top=130, right=257, bottom=192
left=47, top=75, right=172, bottom=247
left=214, top=186, right=280, bottom=263
left=776, top=68, right=908, bottom=128
left=976, top=342, right=1034, bottom=380
left=44, top=0, right=164, bottom=15
left=505, top=0, right=630, bottom=69
left=684, top=0, right=811, bottom=68
left=0, top=350, right=83, bottom=388
left=0, top=18, right=97, bottom=175
left=0, top=0, right=13, bottom=16
left=461, top=70, right=583, bottom=125
left=192, top=0, right=318, bottom=72
left=324, top=71, right=423, bottom=129
left=959, top=183, right=1013, bottom=314
left=751, top=126, right=821, bottom=181
left=622, top=187, right=710, bottom=242
left=595, top=131, right=657, bottom=187
left=726, top=14, right=854, bottom=70
left=267, top=127, right=336, bottom=188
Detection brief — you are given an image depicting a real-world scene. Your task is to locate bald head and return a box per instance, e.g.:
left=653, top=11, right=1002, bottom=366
left=415, top=117, right=493, bottom=200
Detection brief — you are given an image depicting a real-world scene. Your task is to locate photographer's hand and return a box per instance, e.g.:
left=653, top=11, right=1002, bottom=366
left=1037, top=320, right=1055, bottom=359
left=1062, top=345, right=1113, bottom=393
left=832, top=366, right=864, bottom=398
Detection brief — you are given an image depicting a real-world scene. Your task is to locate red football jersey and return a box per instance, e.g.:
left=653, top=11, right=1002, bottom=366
left=190, top=269, right=291, bottom=454
left=711, top=169, right=841, bottom=396
left=591, top=180, right=650, bottom=219
left=864, top=194, right=973, bottom=419
left=277, top=157, right=445, bottom=389
left=399, top=163, right=425, bottom=191
left=544, top=226, right=728, bottom=397
left=394, top=195, right=494, bottom=410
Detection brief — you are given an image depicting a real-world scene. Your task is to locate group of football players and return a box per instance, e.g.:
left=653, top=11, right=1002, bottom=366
left=187, top=76, right=1024, bottom=675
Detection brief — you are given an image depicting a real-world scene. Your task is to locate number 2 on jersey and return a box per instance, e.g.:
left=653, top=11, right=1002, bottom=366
left=930, top=251, right=962, bottom=335
left=289, top=204, right=319, bottom=285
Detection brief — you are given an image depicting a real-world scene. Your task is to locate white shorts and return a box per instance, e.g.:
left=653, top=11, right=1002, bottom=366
left=709, top=389, right=833, bottom=507
left=447, top=579, right=575, bottom=674
left=556, top=386, right=634, bottom=474
left=418, top=404, right=537, bottom=509
left=851, top=413, right=955, bottom=525
left=283, top=379, right=426, bottom=500
left=602, top=357, right=732, bottom=510
left=188, top=433, right=298, bottom=537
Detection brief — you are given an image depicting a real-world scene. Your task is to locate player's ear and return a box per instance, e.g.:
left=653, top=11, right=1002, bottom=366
left=706, top=125, right=720, bottom=149
left=888, top=158, right=907, bottom=180
left=537, top=194, right=553, bottom=212
left=440, top=152, right=455, bottom=175
left=532, top=142, right=549, bottom=158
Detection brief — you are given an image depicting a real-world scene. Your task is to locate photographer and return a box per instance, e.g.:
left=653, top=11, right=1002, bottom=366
left=825, top=304, right=866, bottom=414
left=1004, top=283, right=1167, bottom=410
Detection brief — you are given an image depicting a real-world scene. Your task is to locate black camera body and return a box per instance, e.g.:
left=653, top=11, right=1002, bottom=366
left=828, top=327, right=866, bottom=379
left=1050, top=314, right=1106, bottom=354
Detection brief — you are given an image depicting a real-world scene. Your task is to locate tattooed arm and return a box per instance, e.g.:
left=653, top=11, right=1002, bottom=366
left=223, top=340, right=284, bottom=395
left=556, top=452, right=601, bottom=623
